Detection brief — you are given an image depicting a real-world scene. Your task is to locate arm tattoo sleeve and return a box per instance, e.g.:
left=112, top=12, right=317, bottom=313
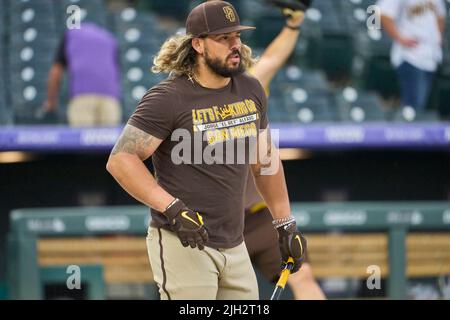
left=111, top=125, right=155, bottom=160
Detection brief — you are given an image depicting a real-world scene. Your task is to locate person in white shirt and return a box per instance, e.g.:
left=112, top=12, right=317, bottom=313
left=377, top=0, right=446, bottom=113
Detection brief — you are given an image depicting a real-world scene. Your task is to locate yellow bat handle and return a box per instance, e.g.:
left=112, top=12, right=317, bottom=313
left=276, top=257, right=294, bottom=289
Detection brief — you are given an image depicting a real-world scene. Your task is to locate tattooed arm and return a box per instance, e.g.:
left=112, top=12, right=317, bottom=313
left=106, top=124, right=175, bottom=211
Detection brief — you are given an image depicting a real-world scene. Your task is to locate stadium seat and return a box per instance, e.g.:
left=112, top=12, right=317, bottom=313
left=352, top=27, right=399, bottom=100
left=9, top=6, right=57, bottom=31
left=301, top=1, right=354, bottom=81
left=57, top=0, right=109, bottom=30
left=248, top=13, right=283, bottom=48
left=388, top=106, right=441, bottom=123
left=9, top=0, right=54, bottom=14
left=426, top=76, right=450, bottom=120
left=113, top=7, right=159, bottom=32
left=122, top=72, right=167, bottom=119
left=336, top=87, right=386, bottom=122
left=116, top=24, right=167, bottom=48
left=0, top=0, right=7, bottom=37
left=0, top=65, right=13, bottom=125
left=120, top=45, right=156, bottom=70
left=283, top=87, right=339, bottom=123
left=139, top=0, right=191, bottom=21
left=357, top=56, right=400, bottom=100
left=274, top=66, right=329, bottom=92
left=267, top=95, right=293, bottom=123
left=8, top=43, right=57, bottom=75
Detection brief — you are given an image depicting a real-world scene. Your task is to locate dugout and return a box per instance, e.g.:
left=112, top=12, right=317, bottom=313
left=6, top=202, right=450, bottom=300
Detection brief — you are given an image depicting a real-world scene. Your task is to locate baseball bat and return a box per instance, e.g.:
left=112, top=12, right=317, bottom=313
left=270, top=257, right=294, bottom=300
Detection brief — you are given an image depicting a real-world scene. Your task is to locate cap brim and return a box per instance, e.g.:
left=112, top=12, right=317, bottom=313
left=206, top=25, right=255, bottom=35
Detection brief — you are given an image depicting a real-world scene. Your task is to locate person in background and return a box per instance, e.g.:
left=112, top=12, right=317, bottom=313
left=378, top=0, right=446, bottom=114
left=241, top=1, right=326, bottom=299
left=43, top=22, right=122, bottom=126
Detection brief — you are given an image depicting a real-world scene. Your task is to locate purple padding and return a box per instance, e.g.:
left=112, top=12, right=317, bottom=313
left=0, top=126, right=122, bottom=151
left=271, top=122, right=450, bottom=149
left=0, top=123, right=449, bottom=151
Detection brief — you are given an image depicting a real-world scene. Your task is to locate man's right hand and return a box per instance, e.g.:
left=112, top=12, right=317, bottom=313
left=275, top=220, right=307, bottom=273
left=163, top=198, right=209, bottom=250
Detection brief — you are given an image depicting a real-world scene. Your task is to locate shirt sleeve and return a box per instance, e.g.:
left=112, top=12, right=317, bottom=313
left=377, top=0, right=402, bottom=19
left=436, top=0, right=446, bottom=17
left=127, top=85, right=175, bottom=140
left=54, top=34, right=67, bottom=67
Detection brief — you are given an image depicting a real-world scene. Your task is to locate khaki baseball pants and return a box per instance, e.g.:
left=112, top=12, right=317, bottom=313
left=146, top=226, right=259, bottom=300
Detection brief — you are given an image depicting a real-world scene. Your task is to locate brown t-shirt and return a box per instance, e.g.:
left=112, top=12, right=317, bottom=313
left=128, top=73, right=268, bottom=249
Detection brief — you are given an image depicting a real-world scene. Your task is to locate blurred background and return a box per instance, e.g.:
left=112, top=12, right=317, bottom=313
left=0, top=0, right=449, bottom=300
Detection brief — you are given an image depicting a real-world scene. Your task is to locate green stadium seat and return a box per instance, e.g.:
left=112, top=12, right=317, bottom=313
left=427, top=76, right=450, bottom=120
left=357, top=55, right=400, bottom=100
left=120, top=45, right=156, bottom=71
left=352, top=28, right=398, bottom=99
left=122, top=72, right=167, bottom=119
left=8, top=43, right=57, bottom=73
left=0, top=64, right=13, bottom=125
left=268, top=96, right=293, bottom=123
left=238, top=0, right=274, bottom=21
left=117, top=25, right=167, bottom=47
left=113, top=8, right=159, bottom=31
left=139, top=0, right=191, bottom=21
left=57, top=0, right=109, bottom=30
left=301, top=1, right=354, bottom=81
left=336, top=87, right=386, bottom=122
left=388, top=107, right=441, bottom=122
left=9, top=5, right=56, bottom=29
left=9, top=0, right=54, bottom=14
left=10, top=81, right=47, bottom=124
left=9, top=28, right=59, bottom=51
left=354, top=28, right=392, bottom=60
left=274, top=66, right=329, bottom=92
left=251, top=15, right=284, bottom=48
left=283, top=87, right=339, bottom=123
left=0, top=0, right=6, bottom=37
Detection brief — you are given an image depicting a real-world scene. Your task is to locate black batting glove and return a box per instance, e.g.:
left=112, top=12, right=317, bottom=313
left=164, top=198, right=209, bottom=250
left=275, top=218, right=307, bottom=273
left=267, top=0, right=314, bottom=13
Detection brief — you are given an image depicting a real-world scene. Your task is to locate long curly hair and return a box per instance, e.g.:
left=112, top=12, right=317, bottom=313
left=152, top=34, right=257, bottom=77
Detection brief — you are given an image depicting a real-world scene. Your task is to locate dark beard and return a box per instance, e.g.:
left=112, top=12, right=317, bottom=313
left=204, top=49, right=245, bottom=78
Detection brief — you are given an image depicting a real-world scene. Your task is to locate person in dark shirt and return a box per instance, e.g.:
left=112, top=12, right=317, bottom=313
left=245, top=5, right=326, bottom=300
left=106, top=1, right=307, bottom=300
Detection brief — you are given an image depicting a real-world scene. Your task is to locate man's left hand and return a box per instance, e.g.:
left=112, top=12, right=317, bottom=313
left=276, top=220, right=307, bottom=273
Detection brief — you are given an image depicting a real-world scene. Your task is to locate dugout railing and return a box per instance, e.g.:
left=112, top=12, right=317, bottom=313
left=6, top=202, right=450, bottom=299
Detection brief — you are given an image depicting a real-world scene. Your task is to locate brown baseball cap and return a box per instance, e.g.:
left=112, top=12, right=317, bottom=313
left=186, top=1, right=255, bottom=37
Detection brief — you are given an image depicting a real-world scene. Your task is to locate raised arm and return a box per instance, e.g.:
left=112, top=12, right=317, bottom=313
left=106, top=124, right=175, bottom=211
left=251, top=11, right=305, bottom=89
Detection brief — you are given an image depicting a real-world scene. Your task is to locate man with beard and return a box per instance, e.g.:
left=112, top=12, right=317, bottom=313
left=106, top=1, right=307, bottom=300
